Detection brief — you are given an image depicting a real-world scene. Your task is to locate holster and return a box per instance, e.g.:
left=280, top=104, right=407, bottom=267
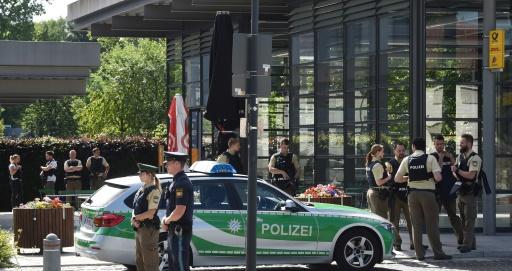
left=375, top=189, right=390, bottom=200
left=459, top=182, right=475, bottom=196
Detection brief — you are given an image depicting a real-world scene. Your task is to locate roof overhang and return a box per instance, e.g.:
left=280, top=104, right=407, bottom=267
left=67, top=0, right=291, bottom=38
left=0, top=40, right=100, bottom=105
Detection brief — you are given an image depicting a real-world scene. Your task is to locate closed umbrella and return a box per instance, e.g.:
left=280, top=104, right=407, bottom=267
left=205, top=12, right=244, bottom=154
left=168, top=94, right=189, bottom=154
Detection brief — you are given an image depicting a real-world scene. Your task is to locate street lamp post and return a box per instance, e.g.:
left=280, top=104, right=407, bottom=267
left=246, top=0, right=259, bottom=270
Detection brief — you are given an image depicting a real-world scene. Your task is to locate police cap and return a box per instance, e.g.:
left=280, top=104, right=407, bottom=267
left=137, top=163, right=158, bottom=173
left=163, top=151, right=188, bottom=163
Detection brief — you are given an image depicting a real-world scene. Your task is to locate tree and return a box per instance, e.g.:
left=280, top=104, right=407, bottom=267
left=33, top=18, right=90, bottom=42
left=0, top=0, right=48, bottom=40
left=0, top=107, right=5, bottom=137
left=21, top=97, right=78, bottom=137
left=74, top=39, right=167, bottom=137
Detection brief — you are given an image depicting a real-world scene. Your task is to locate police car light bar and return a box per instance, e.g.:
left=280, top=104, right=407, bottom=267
left=190, top=161, right=237, bottom=174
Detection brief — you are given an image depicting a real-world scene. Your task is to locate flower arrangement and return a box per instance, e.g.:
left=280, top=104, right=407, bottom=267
left=19, top=197, right=71, bottom=209
left=297, top=184, right=344, bottom=198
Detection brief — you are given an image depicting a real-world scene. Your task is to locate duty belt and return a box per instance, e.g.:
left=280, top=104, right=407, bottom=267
left=371, top=187, right=389, bottom=190
left=408, top=188, right=435, bottom=193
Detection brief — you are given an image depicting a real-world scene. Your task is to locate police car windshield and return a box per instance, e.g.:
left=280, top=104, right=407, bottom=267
left=86, top=183, right=128, bottom=207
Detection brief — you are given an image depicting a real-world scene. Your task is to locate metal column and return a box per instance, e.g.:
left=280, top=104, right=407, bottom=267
left=482, top=0, right=497, bottom=235
left=410, top=0, right=426, bottom=140
left=246, top=0, right=259, bottom=269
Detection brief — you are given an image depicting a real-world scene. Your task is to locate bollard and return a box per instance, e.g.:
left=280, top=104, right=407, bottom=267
left=43, top=233, right=61, bottom=271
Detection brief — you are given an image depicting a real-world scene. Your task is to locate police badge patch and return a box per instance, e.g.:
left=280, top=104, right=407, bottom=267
left=153, top=196, right=159, bottom=204
left=472, top=161, right=478, bottom=167
left=176, top=188, right=183, bottom=198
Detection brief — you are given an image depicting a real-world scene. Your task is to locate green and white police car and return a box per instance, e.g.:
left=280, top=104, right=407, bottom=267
left=75, top=161, right=394, bottom=270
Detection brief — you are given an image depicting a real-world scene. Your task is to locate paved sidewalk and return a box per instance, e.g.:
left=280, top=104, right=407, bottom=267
left=392, top=231, right=512, bottom=259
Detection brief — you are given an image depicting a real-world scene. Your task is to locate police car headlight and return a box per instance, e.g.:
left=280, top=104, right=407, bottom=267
left=380, top=222, right=394, bottom=232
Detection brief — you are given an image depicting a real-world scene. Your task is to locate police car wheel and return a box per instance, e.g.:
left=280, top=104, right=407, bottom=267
left=158, top=232, right=168, bottom=271
left=334, top=228, right=380, bottom=270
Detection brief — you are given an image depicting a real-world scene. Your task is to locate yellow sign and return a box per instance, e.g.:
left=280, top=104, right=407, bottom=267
left=489, top=29, right=505, bottom=70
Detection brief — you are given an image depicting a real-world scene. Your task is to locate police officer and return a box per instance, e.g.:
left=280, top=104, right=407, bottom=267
left=431, top=135, right=463, bottom=245
left=452, top=134, right=482, bottom=253
left=268, top=138, right=301, bottom=195
left=64, top=150, right=83, bottom=191
left=365, top=144, right=392, bottom=219
left=86, top=147, right=110, bottom=190
left=132, top=163, right=161, bottom=271
left=216, top=137, right=244, bottom=174
left=162, top=152, right=193, bottom=271
left=395, top=138, right=451, bottom=261
left=40, top=151, right=57, bottom=192
left=8, top=154, right=23, bottom=208
left=386, top=142, right=413, bottom=251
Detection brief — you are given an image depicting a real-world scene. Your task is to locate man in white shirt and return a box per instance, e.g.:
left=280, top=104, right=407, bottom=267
left=40, top=151, right=58, bottom=192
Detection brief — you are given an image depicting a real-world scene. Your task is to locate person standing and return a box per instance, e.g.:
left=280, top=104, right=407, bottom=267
left=386, top=142, right=414, bottom=251
left=132, top=163, right=162, bottom=271
left=64, top=150, right=83, bottom=191
left=268, top=138, right=301, bottom=196
left=162, top=152, right=193, bottom=271
left=8, top=154, right=23, bottom=208
left=452, top=134, right=482, bottom=253
left=431, top=135, right=464, bottom=245
left=395, top=138, right=451, bottom=261
left=40, top=151, right=58, bottom=192
left=86, top=147, right=110, bottom=190
left=365, top=144, right=392, bottom=219
left=216, top=137, right=244, bottom=174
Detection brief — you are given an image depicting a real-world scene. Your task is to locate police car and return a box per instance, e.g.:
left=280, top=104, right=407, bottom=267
left=75, top=161, right=394, bottom=270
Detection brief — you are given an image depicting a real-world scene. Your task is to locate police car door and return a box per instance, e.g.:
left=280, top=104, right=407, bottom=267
left=191, top=179, right=246, bottom=266
left=232, top=179, right=320, bottom=264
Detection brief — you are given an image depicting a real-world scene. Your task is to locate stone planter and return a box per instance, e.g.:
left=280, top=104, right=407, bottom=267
left=296, top=195, right=353, bottom=206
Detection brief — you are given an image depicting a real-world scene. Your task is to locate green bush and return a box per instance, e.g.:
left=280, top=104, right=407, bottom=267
left=0, top=229, right=15, bottom=268
left=0, top=136, right=165, bottom=211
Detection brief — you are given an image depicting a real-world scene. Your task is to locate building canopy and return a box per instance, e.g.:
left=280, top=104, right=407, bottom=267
left=0, top=40, right=100, bottom=105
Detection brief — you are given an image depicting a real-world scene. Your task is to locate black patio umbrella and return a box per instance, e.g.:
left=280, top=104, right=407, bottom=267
left=204, top=12, right=244, bottom=155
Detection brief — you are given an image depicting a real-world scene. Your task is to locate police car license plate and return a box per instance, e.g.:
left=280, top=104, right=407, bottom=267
left=82, top=217, right=94, bottom=230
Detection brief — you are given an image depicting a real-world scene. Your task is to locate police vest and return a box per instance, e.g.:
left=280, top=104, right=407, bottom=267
left=389, top=158, right=408, bottom=199
left=456, top=152, right=478, bottom=183
left=43, top=160, right=57, bottom=177
left=10, top=164, right=22, bottom=180
left=272, top=153, right=296, bottom=181
left=366, top=160, right=387, bottom=187
left=408, top=154, right=433, bottom=182
left=89, top=157, right=105, bottom=173
left=431, top=152, right=456, bottom=200
left=65, top=160, right=81, bottom=178
left=223, top=151, right=244, bottom=174
left=133, top=185, right=160, bottom=229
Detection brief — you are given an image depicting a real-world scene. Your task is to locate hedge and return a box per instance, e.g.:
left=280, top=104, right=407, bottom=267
left=0, top=137, right=164, bottom=211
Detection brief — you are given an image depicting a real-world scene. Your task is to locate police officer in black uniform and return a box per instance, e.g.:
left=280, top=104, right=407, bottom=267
left=268, top=138, right=301, bottom=195
left=162, top=152, right=193, bottom=271
left=216, top=137, right=244, bottom=174
left=431, top=135, right=464, bottom=245
left=132, top=163, right=161, bottom=271
left=386, top=142, right=414, bottom=251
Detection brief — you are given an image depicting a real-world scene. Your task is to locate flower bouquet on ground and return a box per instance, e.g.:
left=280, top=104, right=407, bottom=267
left=19, top=197, right=71, bottom=209
left=297, top=184, right=345, bottom=198
left=296, top=184, right=352, bottom=206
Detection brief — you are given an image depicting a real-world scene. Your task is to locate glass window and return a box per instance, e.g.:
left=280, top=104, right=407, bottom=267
left=193, top=183, right=234, bottom=210
left=184, top=56, right=201, bottom=108
left=234, top=182, right=292, bottom=211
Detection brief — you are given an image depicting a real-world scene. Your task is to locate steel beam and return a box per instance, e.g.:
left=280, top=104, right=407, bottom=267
left=91, top=23, right=176, bottom=37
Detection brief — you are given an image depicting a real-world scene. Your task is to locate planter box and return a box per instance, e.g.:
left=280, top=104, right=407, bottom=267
left=296, top=195, right=353, bottom=207
left=13, top=208, right=74, bottom=250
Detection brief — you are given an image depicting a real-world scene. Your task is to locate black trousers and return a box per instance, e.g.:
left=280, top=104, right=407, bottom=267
left=9, top=179, right=23, bottom=208
left=168, top=227, right=192, bottom=271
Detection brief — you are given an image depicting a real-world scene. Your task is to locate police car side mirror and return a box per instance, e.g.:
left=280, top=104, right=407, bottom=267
left=283, top=199, right=298, bottom=212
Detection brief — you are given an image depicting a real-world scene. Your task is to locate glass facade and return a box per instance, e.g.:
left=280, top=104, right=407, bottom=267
left=171, top=0, right=512, bottom=229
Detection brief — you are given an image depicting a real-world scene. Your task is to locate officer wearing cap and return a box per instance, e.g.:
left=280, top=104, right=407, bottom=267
left=395, top=138, right=451, bottom=261
left=132, top=163, right=162, bottom=271
left=162, top=152, right=193, bottom=271
left=452, top=134, right=482, bottom=253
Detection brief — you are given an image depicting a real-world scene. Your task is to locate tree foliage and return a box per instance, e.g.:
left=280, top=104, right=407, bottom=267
left=33, top=17, right=89, bottom=42
left=74, top=39, right=167, bottom=137
left=0, top=0, right=48, bottom=40
left=21, top=97, right=78, bottom=137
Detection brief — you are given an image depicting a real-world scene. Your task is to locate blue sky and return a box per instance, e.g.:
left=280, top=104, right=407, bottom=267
left=34, top=0, right=76, bottom=22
